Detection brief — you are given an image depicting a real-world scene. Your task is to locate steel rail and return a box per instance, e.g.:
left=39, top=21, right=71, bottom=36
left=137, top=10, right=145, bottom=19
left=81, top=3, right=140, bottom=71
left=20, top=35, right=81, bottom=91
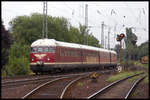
left=22, top=72, right=91, bottom=99
left=60, top=69, right=117, bottom=99
left=87, top=72, right=144, bottom=99
left=22, top=76, right=70, bottom=99
left=125, top=75, right=146, bottom=99
left=2, top=72, right=90, bottom=87
left=60, top=74, right=89, bottom=99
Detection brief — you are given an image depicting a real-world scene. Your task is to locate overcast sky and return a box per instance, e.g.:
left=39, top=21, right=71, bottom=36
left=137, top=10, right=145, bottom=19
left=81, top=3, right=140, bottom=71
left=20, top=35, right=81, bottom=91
left=2, top=1, right=149, bottom=48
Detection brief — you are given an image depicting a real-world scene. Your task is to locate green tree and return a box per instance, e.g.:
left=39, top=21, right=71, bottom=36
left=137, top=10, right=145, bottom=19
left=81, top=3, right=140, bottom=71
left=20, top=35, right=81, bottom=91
left=5, top=13, right=102, bottom=76
left=88, top=33, right=101, bottom=47
left=124, top=28, right=138, bottom=60
left=1, top=21, right=11, bottom=68
left=78, top=23, right=101, bottom=47
left=5, top=42, right=30, bottom=76
left=78, top=23, right=87, bottom=44
left=9, top=13, right=43, bottom=45
left=137, top=41, right=149, bottom=59
left=68, top=26, right=81, bottom=43
left=9, top=13, right=101, bottom=47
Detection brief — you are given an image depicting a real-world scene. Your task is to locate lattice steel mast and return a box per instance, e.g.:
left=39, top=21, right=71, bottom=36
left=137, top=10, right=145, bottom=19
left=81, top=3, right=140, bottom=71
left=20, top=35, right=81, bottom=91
left=42, top=1, right=48, bottom=38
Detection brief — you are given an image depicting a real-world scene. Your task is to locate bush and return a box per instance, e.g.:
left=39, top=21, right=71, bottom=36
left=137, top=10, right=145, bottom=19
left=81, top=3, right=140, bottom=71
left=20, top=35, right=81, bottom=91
left=5, top=42, right=31, bottom=76
left=6, top=57, right=30, bottom=76
left=121, top=60, right=135, bottom=70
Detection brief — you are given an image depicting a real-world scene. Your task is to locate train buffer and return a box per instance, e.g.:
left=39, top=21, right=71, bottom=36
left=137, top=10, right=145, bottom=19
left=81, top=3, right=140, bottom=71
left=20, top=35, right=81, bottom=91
left=89, top=72, right=99, bottom=83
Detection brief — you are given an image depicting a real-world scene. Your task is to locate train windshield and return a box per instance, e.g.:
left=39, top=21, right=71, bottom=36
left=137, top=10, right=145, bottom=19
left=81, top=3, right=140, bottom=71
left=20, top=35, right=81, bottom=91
left=31, top=47, right=55, bottom=53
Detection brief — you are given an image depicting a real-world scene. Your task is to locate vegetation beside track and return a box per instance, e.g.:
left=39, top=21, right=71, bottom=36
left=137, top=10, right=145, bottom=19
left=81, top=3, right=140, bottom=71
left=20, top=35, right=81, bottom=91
left=107, top=60, right=149, bottom=84
left=134, top=61, right=149, bottom=84
left=106, top=71, right=143, bottom=82
left=1, top=13, right=100, bottom=77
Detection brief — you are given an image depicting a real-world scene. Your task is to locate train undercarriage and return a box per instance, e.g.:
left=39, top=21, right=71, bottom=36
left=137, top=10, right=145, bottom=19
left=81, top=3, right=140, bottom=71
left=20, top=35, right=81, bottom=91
left=30, top=63, right=117, bottom=75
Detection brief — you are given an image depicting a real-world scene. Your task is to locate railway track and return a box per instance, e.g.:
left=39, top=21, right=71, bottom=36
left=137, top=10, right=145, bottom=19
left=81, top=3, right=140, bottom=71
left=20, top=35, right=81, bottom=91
left=2, top=69, right=116, bottom=98
left=60, top=69, right=117, bottom=98
left=2, top=72, right=90, bottom=88
left=60, top=74, right=89, bottom=99
left=87, top=72, right=146, bottom=99
left=2, top=69, right=115, bottom=88
left=22, top=69, right=116, bottom=99
left=22, top=73, right=90, bottom=99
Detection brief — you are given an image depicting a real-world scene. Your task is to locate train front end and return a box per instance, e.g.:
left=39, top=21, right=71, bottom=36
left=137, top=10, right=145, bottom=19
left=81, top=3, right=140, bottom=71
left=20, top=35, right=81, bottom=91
left=30, top=39, right=56, bottom=74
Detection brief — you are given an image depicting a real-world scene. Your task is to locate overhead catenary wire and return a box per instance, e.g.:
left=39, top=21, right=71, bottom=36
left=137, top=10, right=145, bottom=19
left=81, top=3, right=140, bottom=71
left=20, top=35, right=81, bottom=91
left=63, top=2, right=102, bottom=27
left=3, top=2, right=148, bottom=48
left=49, top=4, right=85, bottom=26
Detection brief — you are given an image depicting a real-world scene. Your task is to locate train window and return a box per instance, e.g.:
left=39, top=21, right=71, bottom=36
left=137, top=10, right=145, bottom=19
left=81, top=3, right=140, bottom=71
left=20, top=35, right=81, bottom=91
left=44, top=47, right=49, bottom=52
left=72, top=51, right=77, bottom=57
left=60, top=48, right=63, bottom=56
left=66, top=51, right=69, bottom=56
left=37, top=47, right=43, bottom=52
left=31, top=47, right=37, bottom=53
left=68, top=51, right=70, bottom=56
left=72, top=51, right=74, bottom=57
left=61, top=48, right=64, bottom=56
left=49, top=47, right=56, bottom=53
left=65, top=51, right=67, bottom=56
left=75, top=51, right=77, bottom=57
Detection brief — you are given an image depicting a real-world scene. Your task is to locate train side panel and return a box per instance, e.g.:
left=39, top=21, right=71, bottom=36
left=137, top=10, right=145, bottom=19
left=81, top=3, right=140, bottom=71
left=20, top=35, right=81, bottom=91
left=56, top=46, right=82, bottom=63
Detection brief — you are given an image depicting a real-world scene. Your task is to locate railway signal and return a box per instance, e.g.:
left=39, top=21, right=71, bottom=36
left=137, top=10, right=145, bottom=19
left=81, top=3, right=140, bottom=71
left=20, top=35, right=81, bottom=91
left=116, top=34, right=121, bottom=41
left=120, top=33, right=125, bottom=38
left=116, top=33, right=125, bottom=41
left=116, top=33, right=125, bottom=63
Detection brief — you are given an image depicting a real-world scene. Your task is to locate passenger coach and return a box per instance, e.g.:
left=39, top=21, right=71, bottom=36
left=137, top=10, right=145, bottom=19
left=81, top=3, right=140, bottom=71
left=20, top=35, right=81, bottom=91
left=30, top=39, right=117, bottom=74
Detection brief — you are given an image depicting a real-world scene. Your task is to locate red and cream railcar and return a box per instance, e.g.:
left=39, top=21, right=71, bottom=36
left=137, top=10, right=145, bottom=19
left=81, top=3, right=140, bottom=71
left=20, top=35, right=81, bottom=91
left=30, top=39, right=117, bottom=74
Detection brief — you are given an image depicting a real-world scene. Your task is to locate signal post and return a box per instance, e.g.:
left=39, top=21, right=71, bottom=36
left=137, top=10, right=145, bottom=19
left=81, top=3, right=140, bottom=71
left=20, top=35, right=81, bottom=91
left=116, top=33, right=125, bottom=63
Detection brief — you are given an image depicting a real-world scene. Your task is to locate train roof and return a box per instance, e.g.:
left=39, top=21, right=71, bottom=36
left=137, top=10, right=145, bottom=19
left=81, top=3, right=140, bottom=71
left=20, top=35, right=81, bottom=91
left=31, top=39, right=116, bottom=54
left=31, top=39, right=56, bottom=47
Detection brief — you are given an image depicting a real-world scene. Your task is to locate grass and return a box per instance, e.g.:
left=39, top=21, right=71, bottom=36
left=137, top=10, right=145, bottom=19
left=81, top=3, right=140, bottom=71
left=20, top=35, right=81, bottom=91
left=140, top=63, right=149, bottom=84
left=128, top=74, right=145, bottom=82
left=126, top=61, right=149, bottom=84
left=141, top=63, right=149, bottom=68
left=1, top=70, right=7, bottom=77
left=144, top=71, right=149, bottom=84
left=29, top=71, right=35, bottom=75
left=106, top=70, right=143, bottom=82
left=144, top=76, right=149, bottom=84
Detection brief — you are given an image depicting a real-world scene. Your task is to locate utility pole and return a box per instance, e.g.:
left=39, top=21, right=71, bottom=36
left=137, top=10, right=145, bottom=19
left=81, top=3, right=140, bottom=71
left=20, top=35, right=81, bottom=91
left=43, top=1, right=48, bottom=38
left=101, top=21, right=104, bottom=48
left=85, top=4, right=88, bottom=45
left=120, top=40, right=122, bottom=62
left=105, top=36, right=107, bottom=49
left=108, top=27, right=111, bottom=50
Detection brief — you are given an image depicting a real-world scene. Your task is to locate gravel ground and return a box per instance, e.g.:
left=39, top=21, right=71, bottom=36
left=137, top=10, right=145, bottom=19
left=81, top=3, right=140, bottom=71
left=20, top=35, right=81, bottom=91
left=129, top=81, right=149, bottom=98
left=96, top=79, right=134, bottom=98
left=64, top=73, right=112, bottom=98
left=2, top=82, right=42, bottom=99
left=64, top=73, right=149, bottom=99
left=1, top=71, right=148, bottom=99
left=2, top=75, right=49, bottom=83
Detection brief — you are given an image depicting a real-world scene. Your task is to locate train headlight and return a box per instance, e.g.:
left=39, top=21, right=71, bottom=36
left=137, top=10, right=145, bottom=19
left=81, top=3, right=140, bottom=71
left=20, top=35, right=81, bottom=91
left=32, top=58, right=34, bottom=61
left=37, top=61, right=40, bottom=65
left=48, top=58, right=50, bottom=61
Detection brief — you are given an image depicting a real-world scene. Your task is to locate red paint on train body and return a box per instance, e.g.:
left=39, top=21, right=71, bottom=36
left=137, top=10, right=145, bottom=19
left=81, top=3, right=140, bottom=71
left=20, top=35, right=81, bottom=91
left=30, top=53, right=56, bottom=63
left=30, top=39, right=117, bottom=74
